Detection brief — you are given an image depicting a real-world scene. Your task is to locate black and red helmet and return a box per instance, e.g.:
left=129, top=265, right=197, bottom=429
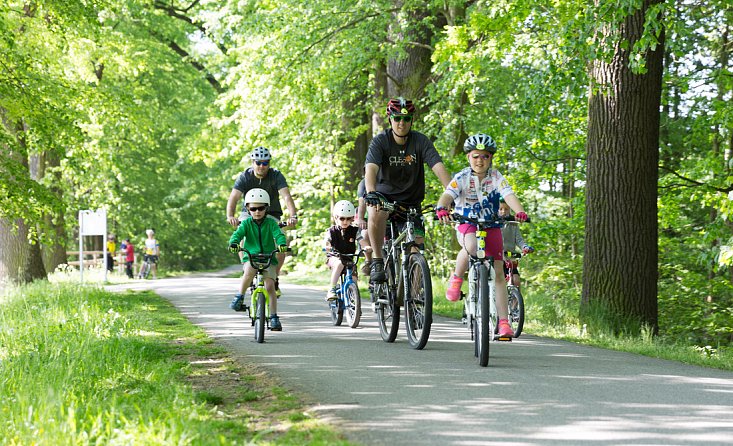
left=386, top=97, right=415, bottom=116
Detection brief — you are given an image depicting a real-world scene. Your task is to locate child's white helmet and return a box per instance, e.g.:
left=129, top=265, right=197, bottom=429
left=244, top=188, right=270, bottom=206
left=333, top=200, right=356, bottom=218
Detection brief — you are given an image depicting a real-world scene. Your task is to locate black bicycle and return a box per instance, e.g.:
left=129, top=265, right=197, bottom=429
left=370, top=200, right=434, bottom=350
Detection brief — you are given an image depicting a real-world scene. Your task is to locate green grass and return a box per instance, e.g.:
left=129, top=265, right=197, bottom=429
left=0, top=281, right=352, bottom=445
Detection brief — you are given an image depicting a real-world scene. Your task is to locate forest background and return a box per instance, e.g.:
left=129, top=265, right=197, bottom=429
left=1, top=0, right=732, bottom=348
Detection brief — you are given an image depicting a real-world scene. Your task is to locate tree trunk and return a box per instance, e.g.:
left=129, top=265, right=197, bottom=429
left=582, top=0, right=664, bottom=335
left=386, top=4, right=434, bottom=99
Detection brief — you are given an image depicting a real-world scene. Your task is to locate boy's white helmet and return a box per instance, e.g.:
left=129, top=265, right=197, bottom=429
left=245, top=188, right=270, bottom=206
left=333, top=200, right=356, bottom=218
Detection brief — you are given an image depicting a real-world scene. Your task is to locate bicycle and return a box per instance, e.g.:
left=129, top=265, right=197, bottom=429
left=370, top=200, right=434, bottom=350
left=137, top=255, right=155, bottom=279
left=240, top=247, right=289, bottom=343
left=451, top=213, right=527, bottom=366
left=327, top=248, right=365, bottom=328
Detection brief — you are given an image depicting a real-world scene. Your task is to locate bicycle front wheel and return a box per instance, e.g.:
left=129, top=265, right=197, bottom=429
left=376, top=259, right=400, bottom=343
left=330, top=296, right=343, bottom=326
left=507, top=286, right=525, bottom=338
left=345, top=282, right=361, bottom=328
left=254, top=292, right=266, bottom=343
left=476, top=264, right=491, bottom=367
left=404, top=254, right=433, bottom=350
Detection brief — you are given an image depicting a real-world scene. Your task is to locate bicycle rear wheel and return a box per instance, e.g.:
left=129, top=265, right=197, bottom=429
left=345, top=282, right=361, bottom=328
left=254, top=292, right=266, bottom=343
left=405, top=254, right=433, bottom=350
left=476, top=264, right=491, bottom=367
left=376, top=259, right=399, bottom=343
left=507, top=286, right=525, bottom=338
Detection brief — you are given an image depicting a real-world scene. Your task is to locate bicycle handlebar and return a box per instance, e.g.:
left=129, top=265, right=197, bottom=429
left=450, top=212, right=532, bottom=225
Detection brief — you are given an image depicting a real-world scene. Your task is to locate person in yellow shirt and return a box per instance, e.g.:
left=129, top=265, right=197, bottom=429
left=106, top=234, right=116, bottom=272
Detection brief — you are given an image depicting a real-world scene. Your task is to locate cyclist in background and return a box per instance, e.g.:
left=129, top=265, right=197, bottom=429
left=142, top=229, right=160, bottom=279
left=498, top=199, right=534, bottom=288
left=355, top=174, right=373, bottom=275
left=363, top=97, right=451, bottom=283
left=323, top=200, right=362, bottom=301
left=226, top=146, right=298, bottom=293
left=228, top=188, right=288, bottom=331
left=435, top=133, right=529, bottom=338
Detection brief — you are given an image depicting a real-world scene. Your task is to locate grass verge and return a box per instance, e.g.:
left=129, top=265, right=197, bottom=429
left=0, top=281, right=351, bottom=445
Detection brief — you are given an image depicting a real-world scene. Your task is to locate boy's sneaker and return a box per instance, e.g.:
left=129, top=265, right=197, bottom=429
left=446, top=274, right=463, bottom=301
left=325, top=287, right=338, bottom=301
left=370, top=258, right=385, bottom=283
left=497, top=319, right=514, bottom=338
left=229, top=294, right=247, bottom=312
left=360, top=261, right=371, bottom=276
left=270, top=315, right=282, bottom=331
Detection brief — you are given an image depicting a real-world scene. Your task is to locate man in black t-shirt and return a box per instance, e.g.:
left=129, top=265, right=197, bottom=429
left=363, top=98, right=451, bottom=283
left=226, top=146, right=298, bottom=279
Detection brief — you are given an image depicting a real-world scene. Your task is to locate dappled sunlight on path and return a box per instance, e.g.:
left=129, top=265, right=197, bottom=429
left=108, top=270, right=733, bottom=445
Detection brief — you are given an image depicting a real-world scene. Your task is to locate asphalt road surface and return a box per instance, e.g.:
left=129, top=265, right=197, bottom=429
left=109, top=270, right=733, bottom=445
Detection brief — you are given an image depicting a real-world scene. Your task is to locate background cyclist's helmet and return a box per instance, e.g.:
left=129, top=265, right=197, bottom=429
left=463, top=133, right=497, bottom=154
left=145, top=229, right=154, bottom=236
left=250, top=146, right=272, bottom=161
left=332, top=200, right=356, bottom=218
left=244, top=188, right=271, bottom=206
left=386, top=97, right=415, bottom=116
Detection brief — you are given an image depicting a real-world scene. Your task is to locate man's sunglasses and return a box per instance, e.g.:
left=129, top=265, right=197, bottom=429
left=391, top=115, right=413, bottom=123
left=248, top=205, right=267, bottom=212
left=471, top=153, right=492, bottom=160
left=338, top=216, right=354, bottom=221
left=254, top=160, right=270, bottom=166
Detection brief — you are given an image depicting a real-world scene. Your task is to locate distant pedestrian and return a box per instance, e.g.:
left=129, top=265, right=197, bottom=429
left=106, top=234, right=116, bottom=272
left=122, top=238, right=135, bottom=279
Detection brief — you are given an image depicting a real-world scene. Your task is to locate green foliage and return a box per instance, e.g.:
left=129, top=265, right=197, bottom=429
left=2, top=0, right=732, bottom=347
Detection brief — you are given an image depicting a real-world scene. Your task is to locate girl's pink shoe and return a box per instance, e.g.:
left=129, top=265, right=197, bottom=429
left=446, top=275, right=463, bottom=301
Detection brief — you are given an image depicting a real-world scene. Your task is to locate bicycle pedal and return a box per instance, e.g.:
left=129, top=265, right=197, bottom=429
left=496, top=336, right=512, bottom=342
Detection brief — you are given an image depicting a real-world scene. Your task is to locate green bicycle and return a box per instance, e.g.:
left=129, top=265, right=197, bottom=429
left=240, top=248, right=288, bottom=343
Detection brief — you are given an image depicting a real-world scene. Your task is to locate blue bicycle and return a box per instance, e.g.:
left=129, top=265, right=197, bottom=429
left=328, top=249, right=365, bottom=328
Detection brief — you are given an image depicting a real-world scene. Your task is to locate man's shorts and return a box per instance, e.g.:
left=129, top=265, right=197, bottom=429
left=144, top=254, right=159, bottom=263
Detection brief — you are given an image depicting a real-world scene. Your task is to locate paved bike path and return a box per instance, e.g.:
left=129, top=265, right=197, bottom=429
left=109, top=271, right=733, bottom=445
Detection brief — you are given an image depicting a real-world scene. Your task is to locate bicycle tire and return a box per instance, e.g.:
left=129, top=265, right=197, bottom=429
left=477, top=264, right=491, bottom=367
left=507, top=286, right=525, bottom=338
left=345, top=282, right=361, bottom=328
left=330, top=295, right=344, bottom=326
left=404, top=254, right=433, bottom=350
left=138, top=261, right=150, bottom=279
left=376, top=259, right=400, bottom=343
left=254, top=291, right=266, bottom=343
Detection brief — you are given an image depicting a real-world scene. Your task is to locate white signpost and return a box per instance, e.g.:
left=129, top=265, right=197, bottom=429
left=79, top=209, right=107, bottom=283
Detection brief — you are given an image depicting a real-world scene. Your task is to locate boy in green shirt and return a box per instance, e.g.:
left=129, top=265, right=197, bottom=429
left=228, top=188, right=288, bottom=331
